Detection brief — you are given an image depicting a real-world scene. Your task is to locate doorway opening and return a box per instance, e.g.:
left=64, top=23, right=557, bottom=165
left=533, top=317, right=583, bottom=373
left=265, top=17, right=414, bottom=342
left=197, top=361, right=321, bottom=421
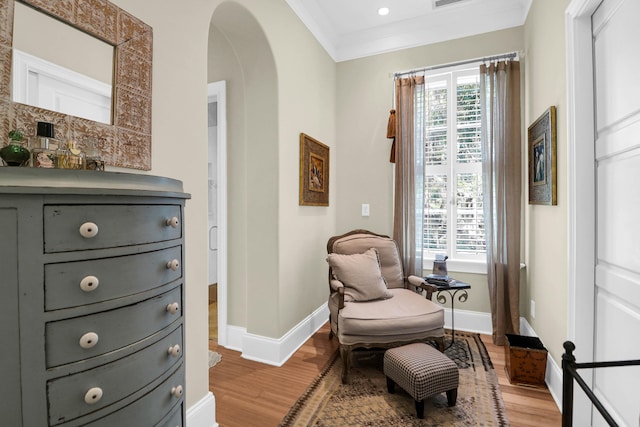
left=207, top=81, right=227, bottom=347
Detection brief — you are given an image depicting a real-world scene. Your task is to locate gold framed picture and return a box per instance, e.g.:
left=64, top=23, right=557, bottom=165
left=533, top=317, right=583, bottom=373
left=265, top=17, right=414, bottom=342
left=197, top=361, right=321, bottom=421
left=528, top=106, right=557, bottom=205
left=299, top=133, right=329, bottom=206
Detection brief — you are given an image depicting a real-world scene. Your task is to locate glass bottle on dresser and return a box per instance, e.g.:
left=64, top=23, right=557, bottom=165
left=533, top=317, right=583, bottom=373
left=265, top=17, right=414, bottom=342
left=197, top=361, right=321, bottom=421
left=30, top=122, right=57, bottom=168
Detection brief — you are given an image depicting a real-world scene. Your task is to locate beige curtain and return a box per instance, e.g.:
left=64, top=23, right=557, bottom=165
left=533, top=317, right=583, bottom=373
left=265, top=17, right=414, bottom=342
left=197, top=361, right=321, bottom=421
left=393, top=76, right=424, bottom=276
left=480, top=61, right=521, bottom=345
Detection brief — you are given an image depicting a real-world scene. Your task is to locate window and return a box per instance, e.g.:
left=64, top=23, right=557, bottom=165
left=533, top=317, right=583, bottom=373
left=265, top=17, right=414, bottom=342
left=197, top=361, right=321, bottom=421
left=419, top=66, right=485, bottom=266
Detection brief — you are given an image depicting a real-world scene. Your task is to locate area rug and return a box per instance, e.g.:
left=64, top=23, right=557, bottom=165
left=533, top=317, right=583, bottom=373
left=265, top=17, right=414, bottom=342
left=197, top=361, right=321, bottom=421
left=208, top=350, right=222, bottom=368
left=280, top=331, right=508, bottom=426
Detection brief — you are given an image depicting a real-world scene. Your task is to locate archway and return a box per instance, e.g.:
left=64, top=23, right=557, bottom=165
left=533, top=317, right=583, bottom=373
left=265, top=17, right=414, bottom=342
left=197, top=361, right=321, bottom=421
left=207, top=1, right=279, bottom=349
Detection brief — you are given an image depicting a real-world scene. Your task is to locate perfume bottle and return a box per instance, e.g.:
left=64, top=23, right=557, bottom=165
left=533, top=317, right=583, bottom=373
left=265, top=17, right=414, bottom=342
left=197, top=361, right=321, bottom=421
left=30, top=122, right=57, bottom=168
left=57, top=140, right=86, bottom=170
left=84, top=136, right=105, bottom=171
left=67, top=140, right=86, bottom=170
left=55, top=143, right=70, bottom=169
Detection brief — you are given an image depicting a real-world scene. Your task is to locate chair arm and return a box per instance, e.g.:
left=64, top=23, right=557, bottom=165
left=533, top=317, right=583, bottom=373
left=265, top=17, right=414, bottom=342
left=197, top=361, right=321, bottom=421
left=407, top=275, right=437, bottom=300
left=330, top=279, right=344, bottom=292
left=330, top=279, right=346, bottom=309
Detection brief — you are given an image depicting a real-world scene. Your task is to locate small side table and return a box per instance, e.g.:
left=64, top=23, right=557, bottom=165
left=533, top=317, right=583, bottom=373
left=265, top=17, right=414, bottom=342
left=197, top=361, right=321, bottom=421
left=431, top=280, right=471, bottom=349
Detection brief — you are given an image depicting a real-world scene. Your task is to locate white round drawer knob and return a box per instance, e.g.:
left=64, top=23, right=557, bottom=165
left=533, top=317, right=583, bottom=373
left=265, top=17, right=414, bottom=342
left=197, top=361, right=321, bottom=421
left=166, top=217, right=180, bottom=228
left=79, top=332, right=99, bottom=349
left=80, top=275, right=99, bottom=292
left=166, top=259, right=180, bottom=271
left=166, top=302, right=180, bottom=315
left=79, top=222, right=99, bottom=238
left=84, top=387, right=103, bottom=405
left=171, top=385, right=183, bottom=399
left=168, top=344, right=181, bottom=357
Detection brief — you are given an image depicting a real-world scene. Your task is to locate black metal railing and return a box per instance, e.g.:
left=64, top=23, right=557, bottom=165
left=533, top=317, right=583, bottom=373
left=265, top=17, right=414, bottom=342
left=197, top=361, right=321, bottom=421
left=562, top=341, right=640, bottom=426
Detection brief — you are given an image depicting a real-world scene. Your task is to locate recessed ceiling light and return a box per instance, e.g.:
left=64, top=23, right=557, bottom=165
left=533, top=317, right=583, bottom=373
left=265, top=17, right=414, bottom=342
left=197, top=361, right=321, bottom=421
left=378, top=7, right=390, bottom=16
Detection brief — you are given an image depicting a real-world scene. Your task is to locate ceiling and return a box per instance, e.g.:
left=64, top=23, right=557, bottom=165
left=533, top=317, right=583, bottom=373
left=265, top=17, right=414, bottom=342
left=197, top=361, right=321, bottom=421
left=285, top=0, right=532, bottom=62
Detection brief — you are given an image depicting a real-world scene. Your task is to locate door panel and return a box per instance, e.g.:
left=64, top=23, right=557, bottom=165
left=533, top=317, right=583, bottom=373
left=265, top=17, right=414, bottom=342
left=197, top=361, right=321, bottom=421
left=597, top=155, right=640, bottom=272
left=593, top=0, right=640, bottom=425
left=594, top=292, right=640, bottom=426
left=593, top=0, right=640, bottom=131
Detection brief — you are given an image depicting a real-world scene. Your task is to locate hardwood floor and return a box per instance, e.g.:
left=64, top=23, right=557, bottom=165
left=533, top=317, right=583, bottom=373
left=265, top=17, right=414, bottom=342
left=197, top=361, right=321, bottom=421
left=209, top=324, right=338, bottom=426
left=209, top=285, right=218, bottom=341
left=209, top=324, right=561, bottom=426
left=209, top=298, right=218, bottom=341
left=480, top=334, right=562, bottom=427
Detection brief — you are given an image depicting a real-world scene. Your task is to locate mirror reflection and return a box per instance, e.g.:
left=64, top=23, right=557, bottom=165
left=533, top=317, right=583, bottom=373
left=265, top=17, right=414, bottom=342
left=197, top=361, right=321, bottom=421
left=12, top=1, right=114, bottom=124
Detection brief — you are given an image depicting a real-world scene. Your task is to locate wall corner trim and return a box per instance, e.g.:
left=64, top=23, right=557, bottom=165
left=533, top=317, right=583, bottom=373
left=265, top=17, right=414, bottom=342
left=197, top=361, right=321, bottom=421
left=224, top=303, right=330, bottom=366
left=186, top=391, right=217, bottom=427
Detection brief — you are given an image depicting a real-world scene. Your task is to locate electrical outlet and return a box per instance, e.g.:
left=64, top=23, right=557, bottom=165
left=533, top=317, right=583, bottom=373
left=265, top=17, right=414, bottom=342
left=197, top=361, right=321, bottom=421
left=531, top=300, right=536, bottom=319
left=361, top=204, right=370, bottom=217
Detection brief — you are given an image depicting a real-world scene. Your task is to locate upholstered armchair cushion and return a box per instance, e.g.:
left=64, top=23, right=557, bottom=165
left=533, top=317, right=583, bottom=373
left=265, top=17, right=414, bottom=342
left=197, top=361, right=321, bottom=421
left=332, top=235, right=405, bottom=289
left=329, top=288, right=444, bottom=344
left=326, top=248, right=393, bottom=302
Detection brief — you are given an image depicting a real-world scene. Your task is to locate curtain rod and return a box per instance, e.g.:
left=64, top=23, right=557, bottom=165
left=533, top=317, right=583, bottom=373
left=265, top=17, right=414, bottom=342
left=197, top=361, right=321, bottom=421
left=393, top=51, right=518, bottom=79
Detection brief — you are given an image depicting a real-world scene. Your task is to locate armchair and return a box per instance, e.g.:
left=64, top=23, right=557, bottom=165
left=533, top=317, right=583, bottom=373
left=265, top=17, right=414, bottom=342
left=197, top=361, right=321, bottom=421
left=326, top=229, right=445, bottom=383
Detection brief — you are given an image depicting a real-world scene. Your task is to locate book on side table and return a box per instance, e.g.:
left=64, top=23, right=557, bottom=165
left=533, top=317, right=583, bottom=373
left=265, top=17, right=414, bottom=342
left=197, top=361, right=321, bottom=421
left=425, top=274, right=456, bottom=287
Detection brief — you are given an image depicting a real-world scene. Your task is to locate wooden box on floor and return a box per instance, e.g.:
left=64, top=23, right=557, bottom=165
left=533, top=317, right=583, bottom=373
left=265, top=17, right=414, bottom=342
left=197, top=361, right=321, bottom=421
left=504, top=334, right=548, bottom=386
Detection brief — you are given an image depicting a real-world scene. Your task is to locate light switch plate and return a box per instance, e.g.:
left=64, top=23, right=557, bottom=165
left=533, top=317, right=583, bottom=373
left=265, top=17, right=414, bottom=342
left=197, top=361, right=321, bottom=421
left=531, top=300, right=536, bottom=319
left=361, top=204, right=370, bottom=217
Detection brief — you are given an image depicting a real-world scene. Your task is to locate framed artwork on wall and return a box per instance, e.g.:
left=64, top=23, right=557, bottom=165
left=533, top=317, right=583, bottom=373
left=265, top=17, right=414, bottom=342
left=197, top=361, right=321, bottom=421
left=299, top=133, right=329, bottom=206
left=528, top=106, right=557, bottom=205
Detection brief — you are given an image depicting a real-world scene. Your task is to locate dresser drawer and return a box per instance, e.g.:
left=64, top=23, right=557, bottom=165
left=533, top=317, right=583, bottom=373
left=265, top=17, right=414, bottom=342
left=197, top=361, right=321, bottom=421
left=84, top=367, right=184, bottom=427
left=44, top=204, right=182, bottom=253
left=45, top=246, right=182, bottom=311
left=46, top=286, right=182, bottom=368
left=156, top=402, right=184, bottom=427
left=47, top=326, right=183, bottom=426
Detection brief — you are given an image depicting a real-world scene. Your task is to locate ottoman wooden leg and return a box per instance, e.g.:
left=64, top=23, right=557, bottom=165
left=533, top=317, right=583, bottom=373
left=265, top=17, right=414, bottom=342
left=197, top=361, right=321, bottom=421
left=386, top=376, right=396, bottom=393
left=446, top=388, right=458, bottom=406
left=415, top=400, right=425, bottom=419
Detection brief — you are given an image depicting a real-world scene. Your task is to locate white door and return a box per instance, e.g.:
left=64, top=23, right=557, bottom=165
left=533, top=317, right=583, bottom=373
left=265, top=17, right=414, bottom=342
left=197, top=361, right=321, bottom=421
left=592, top=0, right=640, bottom=425
left=208, top=100, right=218, bottom=285
left=207, top=81, right=227, bottom=346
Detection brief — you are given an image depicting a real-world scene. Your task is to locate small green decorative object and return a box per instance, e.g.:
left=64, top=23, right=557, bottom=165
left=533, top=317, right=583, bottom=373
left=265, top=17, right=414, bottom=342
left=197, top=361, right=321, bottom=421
left=8, top=129, right=24, bottom=142
left=1, top=129, right=30, bottom=166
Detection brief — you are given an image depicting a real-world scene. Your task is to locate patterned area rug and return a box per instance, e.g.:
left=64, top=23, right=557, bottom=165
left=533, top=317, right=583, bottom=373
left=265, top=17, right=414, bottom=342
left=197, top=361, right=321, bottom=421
left=280, top=331, right=508, bottom=426
left=208, top=350, right=222, bottom=368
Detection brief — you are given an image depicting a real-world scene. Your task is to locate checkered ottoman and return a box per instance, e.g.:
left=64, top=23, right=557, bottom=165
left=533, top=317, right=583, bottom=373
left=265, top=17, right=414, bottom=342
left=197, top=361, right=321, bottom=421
left=383, top=343, right=459, bottom=419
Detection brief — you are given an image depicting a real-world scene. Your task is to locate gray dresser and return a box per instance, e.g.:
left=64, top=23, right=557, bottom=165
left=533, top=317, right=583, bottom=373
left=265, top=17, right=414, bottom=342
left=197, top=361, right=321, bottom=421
left=0, top=169, right=189, bottom=427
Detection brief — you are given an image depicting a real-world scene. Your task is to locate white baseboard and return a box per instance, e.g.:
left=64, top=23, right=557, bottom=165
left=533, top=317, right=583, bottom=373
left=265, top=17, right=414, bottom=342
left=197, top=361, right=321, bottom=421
left=443, top=308, right=493, bottom=335
left=186, top=392, right=217, bottom=427
left=224, top=324, right=246, bottom=352
left=221, top=303, right=330, bottom=366
left=545, top=353, right=563, bottom=411
left=520, top=317, right=536, bottom=336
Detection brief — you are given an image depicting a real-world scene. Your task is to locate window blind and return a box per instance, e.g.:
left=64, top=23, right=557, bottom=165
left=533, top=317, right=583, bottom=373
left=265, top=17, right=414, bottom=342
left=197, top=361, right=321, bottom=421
left=421, top=69, right=485, bottom=258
